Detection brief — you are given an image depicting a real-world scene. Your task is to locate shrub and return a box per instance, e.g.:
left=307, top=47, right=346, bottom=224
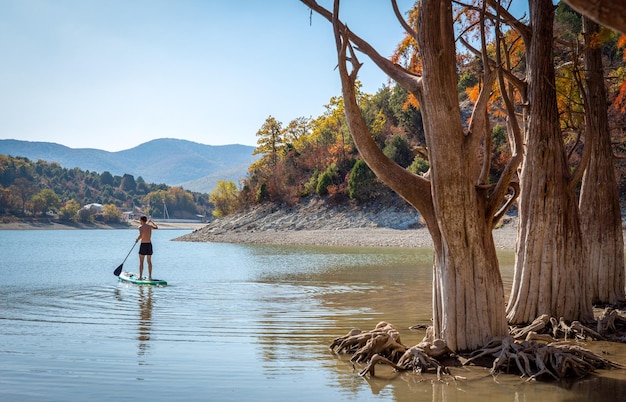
left=348, top=159, right=376, bottom=202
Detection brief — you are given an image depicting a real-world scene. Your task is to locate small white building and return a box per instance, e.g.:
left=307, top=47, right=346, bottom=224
left=81, top=203, right=103, bottom=213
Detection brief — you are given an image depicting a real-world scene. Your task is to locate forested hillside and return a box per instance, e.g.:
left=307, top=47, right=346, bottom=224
left=233, top=3, right=626, bottom=213
left=0, top=155, right=210, bottom=222
left=0, top=138, right=256, bottom=193
left=3, top=3, right=626, bottom=227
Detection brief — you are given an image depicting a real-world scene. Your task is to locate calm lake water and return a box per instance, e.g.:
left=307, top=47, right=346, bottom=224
left=2, top=229, right=626, bottom=402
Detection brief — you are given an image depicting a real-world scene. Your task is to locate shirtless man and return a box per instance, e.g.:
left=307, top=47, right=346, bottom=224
left=136, top=216, right=158, bottom=279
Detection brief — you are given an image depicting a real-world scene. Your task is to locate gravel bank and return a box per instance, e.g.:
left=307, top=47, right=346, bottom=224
left=175, top=197, right=519, bottom=249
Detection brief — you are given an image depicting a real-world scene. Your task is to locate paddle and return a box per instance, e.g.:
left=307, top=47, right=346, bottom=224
left=113, top=241, right=137, bottom=276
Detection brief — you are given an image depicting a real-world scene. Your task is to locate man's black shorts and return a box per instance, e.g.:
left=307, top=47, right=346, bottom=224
left=139, top=242, right=153, bottom=256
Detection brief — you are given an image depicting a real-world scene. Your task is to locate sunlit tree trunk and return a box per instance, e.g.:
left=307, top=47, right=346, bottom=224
left=415, top=0, right=507, bottom=351
left=303, top=0, right=509, bottom=351
left=506, top=0, right=593, bottom=324
left=579, top=17, right=625, bottom=305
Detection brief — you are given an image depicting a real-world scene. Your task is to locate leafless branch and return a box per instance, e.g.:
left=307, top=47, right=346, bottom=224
left=486, top=2, right=523, bottom=223
left=391, top=0, right=417, bottom=40
left=302, top=0, right=422, bottom=95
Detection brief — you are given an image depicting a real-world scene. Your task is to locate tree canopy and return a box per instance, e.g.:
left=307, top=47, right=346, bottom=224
left=0, top=155, right=210, bottom=221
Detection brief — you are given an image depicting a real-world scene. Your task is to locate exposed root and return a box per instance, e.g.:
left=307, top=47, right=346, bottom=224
left=510, top=314, right=608, bottom=342
left=510, top=314, right=550, bottom=340
left=596, top=308, right=626, bottom=341
left=331, top=322, right=453, bottom=378
left=330, top=321, right=407, bottom=364
left=331, top=316, right=625, bottom=382
left=463, top=336, right=624, bottom=381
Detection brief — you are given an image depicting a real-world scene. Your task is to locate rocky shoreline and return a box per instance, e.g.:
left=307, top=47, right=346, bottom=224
left=175, top=197, right=519, bottom=249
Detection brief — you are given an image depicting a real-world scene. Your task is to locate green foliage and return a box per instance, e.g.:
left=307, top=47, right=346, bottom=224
left=407, top=156, right=430, bottom=175
left=256, top=182, right=269, bottom=203
left=58, top=199, right=80, bottom=222
left=388, top=85, right=424, bottom=144
left=316, top=164, right=338, bottom=196
left=102, top=203, right=122, bottom=223
left=555, top=2, right=581, bottom=39
left=303, top=171, right=319, bottom=196
left=241, top=82, right=427, bottom=206
left=209, top=180, right=239, bottom=218
left=77, top=207, right=94, bottom=223
left=253, top=115, right=283, bottom=167
left=0, top=155, right=209, bottom=219
left=348, top=159, right=377, bottom=202
left=458, top=71, right=478, bottom=95
left=100, top=171, right=114, bottom=186
left=383, top=135, right=413, bottom=168
left=492, top=125, right=508, bottom=152
left=31, top=188, right=61, bottom=216
left=120, top=174, right=136, bottom=192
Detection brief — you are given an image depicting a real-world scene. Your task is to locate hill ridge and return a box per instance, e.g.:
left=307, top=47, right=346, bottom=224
left=0, top=138, right=257, bottom=193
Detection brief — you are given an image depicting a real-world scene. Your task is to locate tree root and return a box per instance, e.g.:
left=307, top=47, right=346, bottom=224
left=331, top=318, right=625, bottom=382
left=510, top=314, right=609, bottom=342
left=596, top=308, right=626, bottom=341
left=331, top=322, right=453, bottom=378
left=330, top=321, right=407, bottom=364
left=463, top=336, right=624, bottom=381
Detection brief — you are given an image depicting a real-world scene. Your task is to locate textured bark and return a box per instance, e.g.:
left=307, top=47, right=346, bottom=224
left=506, top=0, right=593, bottom=324
left=416, top=0, right=507, bottom=351
left=579, top=17, right=625, bottom=305
left=562, top=0, right=626, bottom=35
left=303, top=0, right=509, bottom=351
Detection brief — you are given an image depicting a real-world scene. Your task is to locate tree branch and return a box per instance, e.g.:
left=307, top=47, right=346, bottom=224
left=484, top=0, right=531, bottom=42
left=327, top=0, right=437, bottom=233
left=563, top=0, right=626, bottom=35
left=486, top=12, right=523, bottom=223
left=391, top=0, right=417, bottom=40
left=301, top=0, right=422, bottom=94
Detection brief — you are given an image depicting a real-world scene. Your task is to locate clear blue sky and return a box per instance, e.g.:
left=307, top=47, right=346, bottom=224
left=0, top=0, right=527, bottom=152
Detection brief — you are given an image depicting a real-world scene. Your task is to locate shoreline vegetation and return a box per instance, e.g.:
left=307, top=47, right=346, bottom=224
left=5, top=198, right=624, bottom=251
left=1, top=198, right=520, bottom=248
left=0, top=217, right=205, bottom=231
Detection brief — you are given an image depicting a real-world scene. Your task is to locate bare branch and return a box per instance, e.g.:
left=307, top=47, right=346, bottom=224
left=484, top=0, right=531, bottom=41
left=391, top=0, right=417, bottom=40
left=326, top=0, right=436, bottom=231
left=569, top=16, right=602, bottom=191
left=302, top=0, right=422, bottom=94
left=486, top=6, right=523, bottom=223
left=458, top=35, right=526, bottom=95
left=476, top=0, right=493, bottom=184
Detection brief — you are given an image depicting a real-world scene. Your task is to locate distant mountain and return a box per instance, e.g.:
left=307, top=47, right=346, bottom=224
left=0, top=138, right=258, bottom=193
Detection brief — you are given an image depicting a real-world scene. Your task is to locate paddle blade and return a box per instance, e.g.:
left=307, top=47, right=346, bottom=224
left=113, top=264, right=123, bottom=276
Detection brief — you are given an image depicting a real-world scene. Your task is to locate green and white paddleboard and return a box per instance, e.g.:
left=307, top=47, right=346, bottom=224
left=118, top=271, right=167, bottom=286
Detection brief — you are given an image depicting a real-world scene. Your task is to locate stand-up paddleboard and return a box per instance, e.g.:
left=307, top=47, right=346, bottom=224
left=118, top=271, right=167, bottom=286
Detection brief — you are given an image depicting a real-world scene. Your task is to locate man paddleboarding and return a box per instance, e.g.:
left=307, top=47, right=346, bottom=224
left=136, top=216, right=158, bottom=280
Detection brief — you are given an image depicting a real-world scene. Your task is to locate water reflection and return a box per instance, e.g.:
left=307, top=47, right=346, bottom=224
left=4, top=229, right=626, bottom=401
left=137, top=286, right=153, bottom=360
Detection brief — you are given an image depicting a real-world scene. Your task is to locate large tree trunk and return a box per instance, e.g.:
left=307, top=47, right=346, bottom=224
left=321, top=0, right=508, bottom=352
left=506, top=0, right=594, bottom=324
left=579, top=17, right=625, bottom=305
left=416, top=0, right=507, bottom=351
